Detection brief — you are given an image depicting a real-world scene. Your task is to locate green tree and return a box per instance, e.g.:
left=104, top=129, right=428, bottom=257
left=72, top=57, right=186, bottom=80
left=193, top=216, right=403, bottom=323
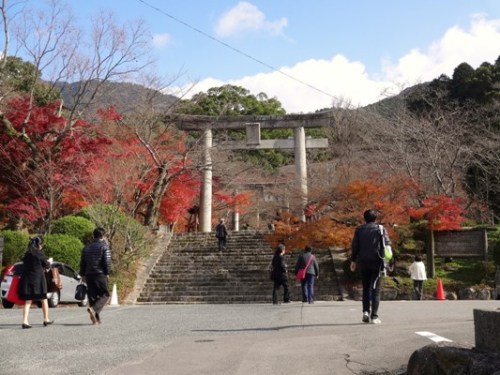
left=1, top=230, right=29, bottom=266
left=43, top=233, right=83, bottom=271
left=450, top=62, right=475, bottom=100
left=177, top=85, right=292, bottom=171
left=177, top=85, right=286, bottom=116
left=51, top=215, right=95, bottom=243
left=0, top=56, right=60, bottom=105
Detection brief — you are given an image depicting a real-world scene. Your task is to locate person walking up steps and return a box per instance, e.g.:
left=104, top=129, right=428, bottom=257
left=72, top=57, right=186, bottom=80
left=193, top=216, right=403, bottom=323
left=215, top=219, right=228, bottom=251
left=350, top=209, right=391, bottom=324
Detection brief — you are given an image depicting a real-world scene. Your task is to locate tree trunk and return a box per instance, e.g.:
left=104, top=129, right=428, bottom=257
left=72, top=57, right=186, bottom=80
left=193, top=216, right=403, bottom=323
left=144, top=163, right=169, bottom=228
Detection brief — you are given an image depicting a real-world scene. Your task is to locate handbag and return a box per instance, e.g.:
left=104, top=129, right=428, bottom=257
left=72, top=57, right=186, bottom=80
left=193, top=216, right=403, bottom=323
left=50, top=267, right=62, bottom=291
left=295, top=255, right=314, bottom=280
left=74, top=283, right=87, bottom=300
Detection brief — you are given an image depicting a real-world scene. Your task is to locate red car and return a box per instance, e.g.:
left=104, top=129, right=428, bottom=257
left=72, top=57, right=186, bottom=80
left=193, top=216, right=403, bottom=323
left=1, top=261, right=88, bottom=308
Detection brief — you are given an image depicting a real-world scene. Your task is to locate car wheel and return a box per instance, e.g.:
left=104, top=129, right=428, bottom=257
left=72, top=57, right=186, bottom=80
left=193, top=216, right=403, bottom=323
left=48, top=291, right=59, bottom=308
left=1, top=299, right=14, bottom=308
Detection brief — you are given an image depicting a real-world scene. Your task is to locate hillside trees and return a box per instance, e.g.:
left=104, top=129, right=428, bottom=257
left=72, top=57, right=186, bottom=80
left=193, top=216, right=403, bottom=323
left=0, top=0, right=156, bottom=231
left=370, top=97, right=479, bottom=197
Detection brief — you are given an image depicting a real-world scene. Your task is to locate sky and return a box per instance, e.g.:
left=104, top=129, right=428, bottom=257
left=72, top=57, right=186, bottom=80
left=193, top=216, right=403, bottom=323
left=17, top=1, right=500, bottom=113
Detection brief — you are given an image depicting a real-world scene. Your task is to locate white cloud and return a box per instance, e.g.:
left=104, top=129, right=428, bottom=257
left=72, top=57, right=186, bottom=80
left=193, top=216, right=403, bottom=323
left=382, top=15, right=500, bottom=85
left=151, top=33, right=172, bottom=48
left=183, top=15, right=500, bottom=113
left=214, top=1, right=287, bottom=38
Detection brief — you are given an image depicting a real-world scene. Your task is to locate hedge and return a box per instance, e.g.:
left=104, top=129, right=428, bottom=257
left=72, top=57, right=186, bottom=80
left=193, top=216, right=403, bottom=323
left=52, top=215, right=95, bottom=244
left=43, top=233, right=83, bottom=271
left=1, top=230, right=30, bottom=267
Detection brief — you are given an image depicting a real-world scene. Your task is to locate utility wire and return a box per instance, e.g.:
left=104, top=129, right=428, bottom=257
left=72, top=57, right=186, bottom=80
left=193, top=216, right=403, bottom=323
left=137, top=0, right=336, bottom=100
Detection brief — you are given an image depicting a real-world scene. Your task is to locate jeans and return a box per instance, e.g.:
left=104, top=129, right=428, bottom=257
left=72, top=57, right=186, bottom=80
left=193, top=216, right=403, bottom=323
left=301, top=274, right=315, bottom=303
left=413, top=280, right=424, bottom=300
left=360, top=263, right=382, bottom=319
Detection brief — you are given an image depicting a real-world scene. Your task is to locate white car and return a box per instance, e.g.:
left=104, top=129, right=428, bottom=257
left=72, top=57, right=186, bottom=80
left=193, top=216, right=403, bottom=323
left=1, top=261, right=88, bottom=308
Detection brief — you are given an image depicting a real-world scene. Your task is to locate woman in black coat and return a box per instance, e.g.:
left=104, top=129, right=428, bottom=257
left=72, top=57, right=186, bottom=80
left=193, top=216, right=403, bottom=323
left=18, top=237, right=54, bottom=329
left=271, top=243, right=290, bottom=304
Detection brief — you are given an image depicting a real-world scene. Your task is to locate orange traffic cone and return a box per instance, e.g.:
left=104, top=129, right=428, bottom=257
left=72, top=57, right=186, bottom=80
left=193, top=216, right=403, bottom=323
left=435, top=278, right=446, bottom=300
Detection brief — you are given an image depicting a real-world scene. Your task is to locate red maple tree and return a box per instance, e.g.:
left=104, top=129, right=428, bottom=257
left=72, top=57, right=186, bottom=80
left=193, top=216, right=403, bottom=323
left=0, top=96, right=112, bottom=230
left=409, top=195, right=465, bottom=231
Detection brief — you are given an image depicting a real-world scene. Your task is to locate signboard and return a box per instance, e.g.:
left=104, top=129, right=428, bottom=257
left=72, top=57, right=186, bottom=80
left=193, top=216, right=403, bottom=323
left=434, top=228, right=488, bottom=258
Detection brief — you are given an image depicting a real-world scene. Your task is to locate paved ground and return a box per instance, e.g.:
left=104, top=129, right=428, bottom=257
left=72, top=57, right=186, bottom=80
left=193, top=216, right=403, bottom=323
left=0, top=300, right=498, bottom=375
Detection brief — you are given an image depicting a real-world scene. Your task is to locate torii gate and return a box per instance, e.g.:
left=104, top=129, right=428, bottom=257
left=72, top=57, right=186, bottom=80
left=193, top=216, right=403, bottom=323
left=173, top=112, right=334, bottom=232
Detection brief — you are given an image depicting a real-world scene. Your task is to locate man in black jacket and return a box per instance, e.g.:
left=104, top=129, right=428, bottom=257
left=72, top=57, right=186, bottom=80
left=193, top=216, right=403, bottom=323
left=80, top=227, right=112, bottom=325
left=350, top=209, right=391, bottom=324
left=271, top=244, right=290, bottom=304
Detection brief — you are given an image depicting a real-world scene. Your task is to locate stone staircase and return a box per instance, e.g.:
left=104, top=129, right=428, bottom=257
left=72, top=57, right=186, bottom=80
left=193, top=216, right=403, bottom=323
left=136, top=231, right=343, bottom=304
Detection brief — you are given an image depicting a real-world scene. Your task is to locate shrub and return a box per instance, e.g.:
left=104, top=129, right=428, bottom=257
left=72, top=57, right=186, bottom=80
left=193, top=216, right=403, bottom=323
left=52, top=215, right=95, bottom=244
left=1, top=230, right=30, bottom=267
left=43, top=233, right=83, bottom=271
left=78, top=204, right=152, bottom=271
left=479, top=260, right=496, bottom=283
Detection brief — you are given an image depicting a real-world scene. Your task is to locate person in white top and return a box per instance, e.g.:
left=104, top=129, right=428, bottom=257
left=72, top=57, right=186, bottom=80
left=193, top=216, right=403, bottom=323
left=408, top=255, right=427, bottom=300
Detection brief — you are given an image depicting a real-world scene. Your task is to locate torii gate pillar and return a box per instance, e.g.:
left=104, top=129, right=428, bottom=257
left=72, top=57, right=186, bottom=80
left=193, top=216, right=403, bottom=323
left=294, top=127, right=308, bottom=222
left=200, top=129, right=213, bottom=233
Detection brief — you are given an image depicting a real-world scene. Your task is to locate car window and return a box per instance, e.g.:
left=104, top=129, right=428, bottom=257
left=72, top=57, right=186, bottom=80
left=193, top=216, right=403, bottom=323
left=62, top=265, right=79, bottom=279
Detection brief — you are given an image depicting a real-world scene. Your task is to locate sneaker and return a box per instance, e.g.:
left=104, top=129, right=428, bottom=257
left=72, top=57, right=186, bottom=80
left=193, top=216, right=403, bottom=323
left=362, top=312, right=370, bottom=323
left=371, top=318, right=382, bottom=324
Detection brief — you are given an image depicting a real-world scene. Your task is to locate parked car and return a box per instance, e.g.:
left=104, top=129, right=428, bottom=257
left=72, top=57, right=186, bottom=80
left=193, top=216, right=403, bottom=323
left=1, top=261, right=88, bottom=308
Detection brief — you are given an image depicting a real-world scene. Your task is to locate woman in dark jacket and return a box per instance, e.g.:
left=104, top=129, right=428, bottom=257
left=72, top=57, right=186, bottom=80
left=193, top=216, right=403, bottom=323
left=295, top=245, right=319, bottom=304
left=271, top=244, right=290, bottom=304
left=18, top=237, right=54, bottom=329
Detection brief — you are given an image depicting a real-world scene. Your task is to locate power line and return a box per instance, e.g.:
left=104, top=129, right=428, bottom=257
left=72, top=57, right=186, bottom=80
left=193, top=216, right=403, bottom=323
left=137, top=0, right=336, bottom=100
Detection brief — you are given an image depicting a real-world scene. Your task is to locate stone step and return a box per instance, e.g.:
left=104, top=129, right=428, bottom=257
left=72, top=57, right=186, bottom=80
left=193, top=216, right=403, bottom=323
left=136, top=232, right=343, bottom=304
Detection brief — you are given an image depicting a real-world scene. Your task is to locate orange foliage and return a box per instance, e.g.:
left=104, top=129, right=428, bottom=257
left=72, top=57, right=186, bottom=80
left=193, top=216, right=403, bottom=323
left=409, top=195, right=465, bottom=231
left=61, top=189, right=88, bottom=213
left=266, top=175, right=420, bottom=253
left=337, top=176, right=420, bottom=225
left=266, top=217, right=353, bottom=253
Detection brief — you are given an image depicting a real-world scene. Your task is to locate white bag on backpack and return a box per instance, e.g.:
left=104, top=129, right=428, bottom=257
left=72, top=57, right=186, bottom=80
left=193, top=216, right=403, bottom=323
left=379, top=225, right=393, bottom=262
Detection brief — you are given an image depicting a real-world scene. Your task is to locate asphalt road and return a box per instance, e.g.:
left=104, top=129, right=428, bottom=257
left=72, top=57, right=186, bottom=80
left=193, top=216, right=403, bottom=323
left=1, top=300, right=498, bottom=375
